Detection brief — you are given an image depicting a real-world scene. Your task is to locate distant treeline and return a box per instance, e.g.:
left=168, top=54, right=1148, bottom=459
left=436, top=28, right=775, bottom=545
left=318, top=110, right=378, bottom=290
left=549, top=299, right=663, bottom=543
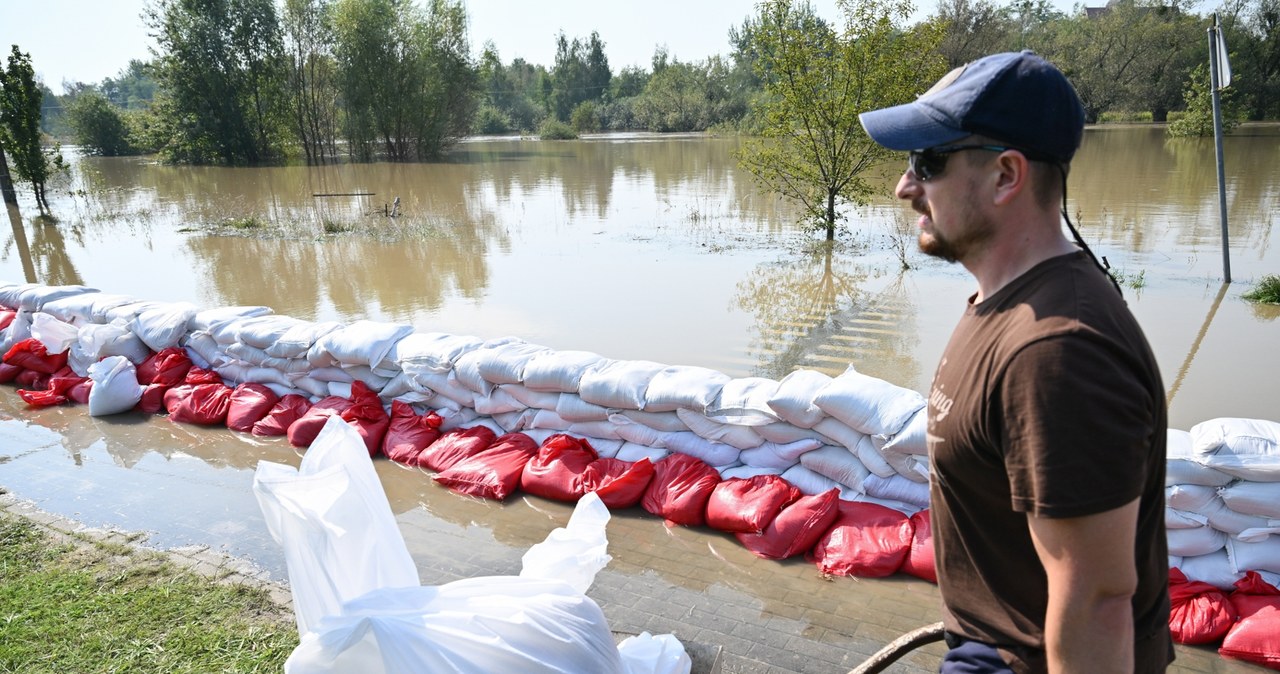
left=31, top=0, right=1280, bottom=164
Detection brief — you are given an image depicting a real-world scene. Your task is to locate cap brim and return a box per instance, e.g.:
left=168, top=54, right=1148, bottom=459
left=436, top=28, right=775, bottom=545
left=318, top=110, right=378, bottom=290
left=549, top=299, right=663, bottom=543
left=859, top=102, right=968, bottom=152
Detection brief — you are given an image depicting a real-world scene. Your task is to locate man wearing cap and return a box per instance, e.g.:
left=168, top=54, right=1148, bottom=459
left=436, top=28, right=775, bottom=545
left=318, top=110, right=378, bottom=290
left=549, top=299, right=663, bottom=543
left=859, top=51, right=1172, bottom=672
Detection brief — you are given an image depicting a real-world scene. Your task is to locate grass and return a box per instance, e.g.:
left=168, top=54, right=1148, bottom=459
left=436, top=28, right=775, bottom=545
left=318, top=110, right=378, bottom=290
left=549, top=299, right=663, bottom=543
left=1242, top=274, right=1280, bottom=304
left=0, top=514, right=296, bottom=674
left=224, top=216, right=264, bottom=230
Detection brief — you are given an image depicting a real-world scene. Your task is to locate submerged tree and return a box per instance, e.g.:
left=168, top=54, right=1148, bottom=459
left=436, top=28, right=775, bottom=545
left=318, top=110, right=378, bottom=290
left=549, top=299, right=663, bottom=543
left=738, top=0, right=946, bottom=240
left=283, top=0, right=340, bottom=163
left=0, top=46, right=64, bottom=210
left=66, top=91, right=135, bottom=156
left=1168, top=63, right=1244, bottom=136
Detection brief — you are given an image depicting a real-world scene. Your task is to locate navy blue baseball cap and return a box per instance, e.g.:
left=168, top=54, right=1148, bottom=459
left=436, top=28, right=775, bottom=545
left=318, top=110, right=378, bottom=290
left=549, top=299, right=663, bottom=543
left=859, top=51, right=1085, bottom=164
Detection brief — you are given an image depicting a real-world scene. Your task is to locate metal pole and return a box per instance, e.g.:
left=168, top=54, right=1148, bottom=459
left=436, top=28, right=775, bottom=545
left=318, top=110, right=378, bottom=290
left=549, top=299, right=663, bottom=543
left=1208, top=15, right=1231, bottom=283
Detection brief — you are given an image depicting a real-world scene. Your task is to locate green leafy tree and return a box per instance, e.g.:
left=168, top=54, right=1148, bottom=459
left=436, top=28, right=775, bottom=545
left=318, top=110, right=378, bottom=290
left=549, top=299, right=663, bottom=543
left=932, top=0, right=1016, bottom=67
left=147, top=0, right=288, bottom=163
left=1168, top=63, right=1243, bottom=136
left=549, top=32, right=611, bottom=122
left=0, top=46, right=65, bottom=210
left=1224, top=0, right=1280, bottom=120
left=100, top=60, right=157, bottom=110
left=66, top=91, right=135, bottom=155
left=737, top=0, right=947, bottom=240
left=283, top=0, right=340, bottom=163
left=332, top=0, right=477, bottom=160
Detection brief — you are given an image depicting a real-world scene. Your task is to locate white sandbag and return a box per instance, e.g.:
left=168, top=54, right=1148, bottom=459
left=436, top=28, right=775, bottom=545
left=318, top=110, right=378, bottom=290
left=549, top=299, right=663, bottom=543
left=473, top=387, right=528, bottom=416
left=1166, top=508, right=1210, bottom=530
left=879, top=407, right=927, bottom=456
left=520, top=492, right=611, bottom=594
left=265, top=320, right=344, bottom=359
left=1237, top=526, right=1280, bottom=543
left=1220, top=481, right=1280, bottom=519
left=566, top=421, right=623, bottom=442
left=522, top=428, right=558, bottom=446
left=1166, top=427, right=1238, bottom=487
left=1169, top=556, right=1183, bottom=570
left=0, top=309, right=31, bottom=354
left=326, top=381, right=353, bottom=399
left=414, top=371, right=478, bottom=408
left=31, top=312, right=79, bottom=354
left=491, top=409, right=538, bottom=432
left=437, top=407, right=480, bottom=431
left=307, top=320, right=414, bottom=369
left=1191, top=417, right=1280, bottom=481
left=1178, top=550, right=1242, bottom=590
left=556, top=392, right=610, bottom=421
left=231, top=315, right=307, bottom=349
left=642, top=365, right=731, bottom=413
left=874, top=441, right=930, bottom=483
left=292, top=376, right=331, bottom=400
left=849, top=492, right=923, bottom=516
left=663, top=432, right=741, bottom=467
left=530, top=409, right=573, bottom=432
left=67, top=341, right=96, bottom=377
left=1166, top=484, right=1271, bottom=535
left=719, top=464, right=784, bottom=480
left=586, top=438, right=624, bottom=459
left=87, top=356, right=143, bottom=416
left=578, top=360, right=667, bottom=411
left=615, top=442, right=668, bottom=463
left=77, top=321, right=151, bottom=364
left=0, top=282, right=37, bottom=309
left=264, top=382, right=309, bottom=399
left=864, top=473, right=931, bottom=509
left=766, top=369, right=831, bottom=429
left=303, top=367, right=354, bottom=383
left=472, top=340, right=553, bottom=386
left=780, top=464, right=846, bottom=497
left=617, top=632, right=692, bottom=674
left=738, top=439, right=821, bottom=470
left=1166, top=526, right=1227, bottom=557
left=131, top=302, right=198, bottom=352
left=813, top=417, right=896, bottom=478
left=498, top=384, right=560, bottom=411
left=15, top=284, right=97, bottom=311
left=381, top=332, right=484, bottom=375
left=254, top=415, right=420, bottom=636
left=450, top=336, right=525, bottom=395
left=799, top=445, right=871, bottom=493
left=674, top=408, right=765, bottom=450
left=754, top=422, right=832, bottom=445
left=213, top=362, right=250, bottom=385
left=812, top=365, right=925, bottom=437
left=284, top=577, right=626, bottom=674
left=1227, top=536, right=1280, bottom=574
left=464, top=416, right=508, bottom=437
left=340, top=364, right=391, bottom=392
left=183, top=331, right=230, bottom=368
left=615, top=409, right=689, bottom=433
left=521, top=350, right=609, bottom=393
left=40, top=291, right=130, bottom=324
left=191, top=305, right=273, bottom=335
left=705, top=377, right=782, bottom=426
left=610, top=417, right=674, bottom=448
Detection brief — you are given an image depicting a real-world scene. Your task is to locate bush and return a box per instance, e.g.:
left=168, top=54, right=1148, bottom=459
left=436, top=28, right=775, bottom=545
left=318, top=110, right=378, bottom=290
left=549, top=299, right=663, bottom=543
left=569, top=101, right=601, bottom=133
left=66, top=92, right=135, bottom=156
left=1243, top=275, right=1280, bottom=304
left=537, top=119, right=577, bottom=140
left=473, top=104, right=511, bottom=135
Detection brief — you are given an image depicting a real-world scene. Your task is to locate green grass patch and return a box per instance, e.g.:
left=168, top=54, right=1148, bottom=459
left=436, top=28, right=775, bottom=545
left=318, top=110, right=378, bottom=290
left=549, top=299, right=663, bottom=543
left=322, top=219, right=353, bottom=234
left=1098, top=110, right=1154, bottom=123
left=224, top=216, right=264, bottom=230
left=1243, top=274, right=1280, bottom=304
left=537, top=119, right=578, bottom=140
left=0, top=514, right=296, bottom=674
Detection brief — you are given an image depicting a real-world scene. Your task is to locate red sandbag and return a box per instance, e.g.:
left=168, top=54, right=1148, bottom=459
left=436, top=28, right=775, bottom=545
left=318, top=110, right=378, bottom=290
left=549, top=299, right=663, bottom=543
left=900, top=509, right=937, bottom=583
left=434, top=432, right=539, bottom=500
left=382, top=401, right=443, bottom=465
left=520, top=434, right=600, bottom=502
left=17, top=374, right=87, bottom=407
left=14, top=368, right=42, bottom=389
left=737, top=488, right=841, bottom=560
left=1168, top=567, right=1237, bottom=646
left=183, top=366, right=223, bottom=385
left=705, top=475, right=802, bottom=534
left=137, top=347, right=192, bottom=387
left=807, top=500, right=913, bottom=578
left=3, top=338, right=68, bottom=374
left=340, top=381, right=390, bottom=457
left=135, top=383, right=170, bottom=414
left=0, top=310, right=14, bottom=331
left=418, top=425, right=498, bottom=473
left=1220, top=572, right=1280, bottom=667
left=226, top=383, right=280, bottom=433
left=287, top=396, right=353, bottom=447
left=251, top=394, right=312, bottom=436
left=0, top=362, right=22, bottom=383
left=165, top=382, right=233, bottom=425
left=68, top=379, right=93, bottom=404
left=581, top=457, right=655, bottom=509
left=641, top=452, right=721, bottom=527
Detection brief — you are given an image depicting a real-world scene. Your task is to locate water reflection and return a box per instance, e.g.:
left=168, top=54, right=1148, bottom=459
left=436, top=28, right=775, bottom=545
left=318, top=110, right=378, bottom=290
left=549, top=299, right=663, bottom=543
left=5, top=204, right=35, bottom=283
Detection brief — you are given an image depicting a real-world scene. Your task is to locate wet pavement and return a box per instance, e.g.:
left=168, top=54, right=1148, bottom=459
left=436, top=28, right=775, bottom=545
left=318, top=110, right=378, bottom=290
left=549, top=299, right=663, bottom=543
left=0, top=393, right=1265, bottom=674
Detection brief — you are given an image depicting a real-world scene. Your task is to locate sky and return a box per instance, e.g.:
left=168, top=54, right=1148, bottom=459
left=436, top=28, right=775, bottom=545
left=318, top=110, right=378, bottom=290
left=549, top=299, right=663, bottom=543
left=1, top=0, right=1078, bottom=96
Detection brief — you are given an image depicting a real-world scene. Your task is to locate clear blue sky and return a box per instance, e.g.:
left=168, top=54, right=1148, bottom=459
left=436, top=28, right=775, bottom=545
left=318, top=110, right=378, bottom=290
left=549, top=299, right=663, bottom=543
left=2, top=0, right=1082, bottom=95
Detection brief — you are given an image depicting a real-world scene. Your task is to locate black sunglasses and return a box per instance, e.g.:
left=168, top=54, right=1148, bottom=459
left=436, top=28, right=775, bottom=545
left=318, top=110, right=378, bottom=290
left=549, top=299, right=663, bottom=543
left=907, top=144, right=1017, bottom=181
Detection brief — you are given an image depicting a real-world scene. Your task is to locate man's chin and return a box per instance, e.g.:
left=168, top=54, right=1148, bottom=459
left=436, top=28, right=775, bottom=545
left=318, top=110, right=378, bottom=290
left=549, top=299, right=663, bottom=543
left=918, top=234, right=959, bottom=263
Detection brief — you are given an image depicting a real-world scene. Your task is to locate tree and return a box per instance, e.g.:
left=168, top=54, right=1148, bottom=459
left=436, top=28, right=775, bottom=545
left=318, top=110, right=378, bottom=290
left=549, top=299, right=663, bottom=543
left=100, top=60, right=157, bottom=110
left=933, top=0, right=1016, bottom=67
left=147, top=0, right=288, bottom=164
left=737, top=0, right=947, bottom=240
left=549, top=32, right=611, bottom=121
left=1167, top=63, right=1244, bottom=136
left=0, top=46, right=64, bottom=211
left=66, top=91, right=135, bottom=155
left=332, top=0, right=477, bottom=161
left=283, top=0, right=340, bottom=163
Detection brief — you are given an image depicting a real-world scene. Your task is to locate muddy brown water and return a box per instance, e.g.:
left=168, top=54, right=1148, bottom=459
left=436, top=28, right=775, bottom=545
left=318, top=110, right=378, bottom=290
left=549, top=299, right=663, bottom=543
left=0, top=126, right=1277, bottom=671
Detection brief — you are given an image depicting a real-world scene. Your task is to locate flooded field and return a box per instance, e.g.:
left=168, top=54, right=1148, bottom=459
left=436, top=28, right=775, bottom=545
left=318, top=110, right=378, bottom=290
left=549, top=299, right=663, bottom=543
left=0, top=126, right=1277, bottom=672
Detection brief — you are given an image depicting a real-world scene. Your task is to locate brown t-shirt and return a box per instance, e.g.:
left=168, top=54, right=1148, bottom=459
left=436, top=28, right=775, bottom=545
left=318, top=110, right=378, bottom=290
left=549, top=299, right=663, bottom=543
left=927, top=251, right=1173, bottom=673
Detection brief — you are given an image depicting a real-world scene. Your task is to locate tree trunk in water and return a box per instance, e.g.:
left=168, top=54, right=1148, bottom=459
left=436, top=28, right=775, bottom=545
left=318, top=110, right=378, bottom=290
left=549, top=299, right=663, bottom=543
left=825, top=192, right=836, bottom=241
left=0, top=146, right=16, bottom=206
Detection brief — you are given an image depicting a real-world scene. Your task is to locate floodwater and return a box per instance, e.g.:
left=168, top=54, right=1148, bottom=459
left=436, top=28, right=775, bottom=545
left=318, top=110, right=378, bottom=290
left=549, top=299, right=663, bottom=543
left=0, top=126, right=1277, bottom=670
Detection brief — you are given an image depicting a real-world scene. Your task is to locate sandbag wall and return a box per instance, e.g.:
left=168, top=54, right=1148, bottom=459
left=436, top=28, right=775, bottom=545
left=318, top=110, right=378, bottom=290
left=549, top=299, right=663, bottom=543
left=3, top=282, right=1280, bottom=666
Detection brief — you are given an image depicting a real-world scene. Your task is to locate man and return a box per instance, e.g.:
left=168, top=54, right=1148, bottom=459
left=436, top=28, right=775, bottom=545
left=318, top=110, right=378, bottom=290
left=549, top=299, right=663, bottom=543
left=859, top=51, right=1172, bottom=673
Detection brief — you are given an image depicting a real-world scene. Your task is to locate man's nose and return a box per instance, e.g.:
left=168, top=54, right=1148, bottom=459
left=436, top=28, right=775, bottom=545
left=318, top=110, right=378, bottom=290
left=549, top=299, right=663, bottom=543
left=895, top=170, right=921, bottom=200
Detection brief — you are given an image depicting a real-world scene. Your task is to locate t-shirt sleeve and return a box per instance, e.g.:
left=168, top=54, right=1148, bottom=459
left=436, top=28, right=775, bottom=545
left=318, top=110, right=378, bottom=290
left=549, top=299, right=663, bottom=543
left=998, top=333, right=1157, bottom=518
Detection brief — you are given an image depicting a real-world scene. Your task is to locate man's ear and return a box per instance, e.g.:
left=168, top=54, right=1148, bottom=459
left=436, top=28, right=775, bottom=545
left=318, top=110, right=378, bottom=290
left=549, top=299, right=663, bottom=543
left=991, top=151, right=1028, bottom=206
